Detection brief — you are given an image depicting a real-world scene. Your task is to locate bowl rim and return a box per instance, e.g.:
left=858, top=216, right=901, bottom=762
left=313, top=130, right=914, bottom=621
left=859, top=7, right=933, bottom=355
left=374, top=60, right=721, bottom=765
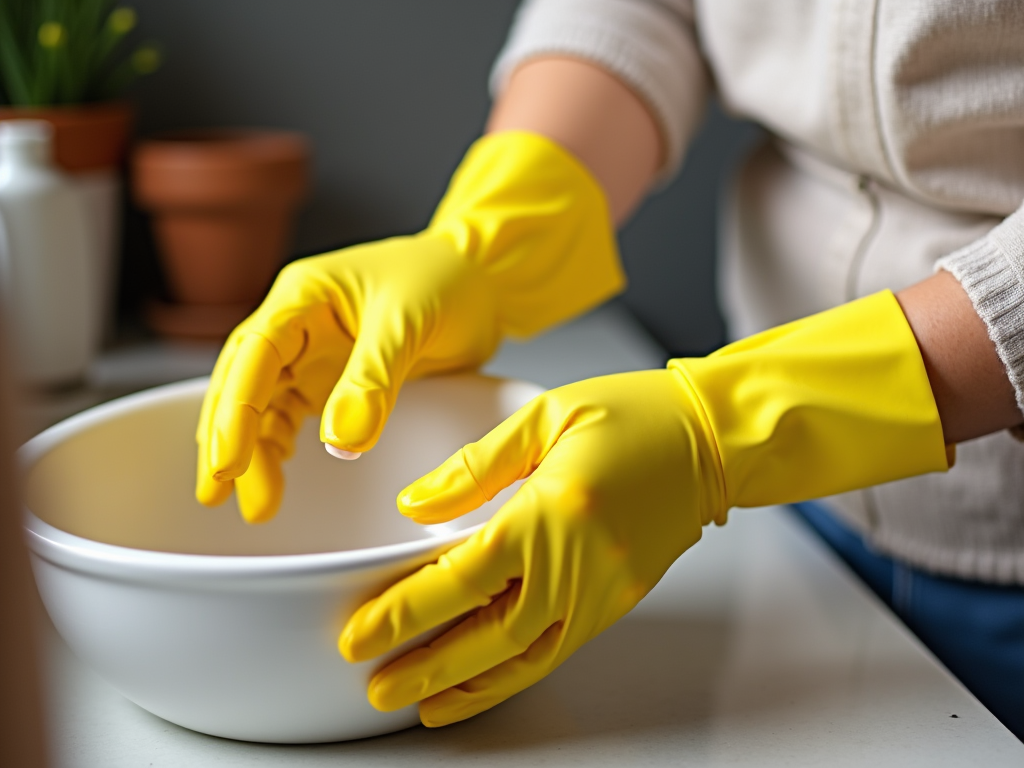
left=21, top=375, right=542, bottom=583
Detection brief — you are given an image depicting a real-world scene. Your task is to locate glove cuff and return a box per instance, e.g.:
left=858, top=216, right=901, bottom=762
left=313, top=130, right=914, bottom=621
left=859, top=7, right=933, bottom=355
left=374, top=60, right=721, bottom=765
left=427, top=131, right=625, bottom=338
left=668, top=291, right=950, bottom=511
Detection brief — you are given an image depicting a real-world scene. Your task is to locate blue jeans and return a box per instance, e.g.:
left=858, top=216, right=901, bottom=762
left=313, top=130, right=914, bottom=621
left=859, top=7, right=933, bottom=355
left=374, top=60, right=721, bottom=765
left=792, top=501, right=1024, bottom=740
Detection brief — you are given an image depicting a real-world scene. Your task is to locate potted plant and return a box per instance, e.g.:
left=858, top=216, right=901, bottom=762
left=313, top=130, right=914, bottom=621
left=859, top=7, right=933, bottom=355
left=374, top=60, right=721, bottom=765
left=0, top=0, right=160, bottom=339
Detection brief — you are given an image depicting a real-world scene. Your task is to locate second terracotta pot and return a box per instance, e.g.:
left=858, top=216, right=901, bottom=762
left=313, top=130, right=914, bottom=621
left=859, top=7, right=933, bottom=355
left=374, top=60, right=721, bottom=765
left=133, top=130, right=309, bottom=340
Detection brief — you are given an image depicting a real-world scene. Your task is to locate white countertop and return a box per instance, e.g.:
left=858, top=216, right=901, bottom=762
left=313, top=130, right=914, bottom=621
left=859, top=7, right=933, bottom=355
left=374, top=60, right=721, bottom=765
left=38, top=303, right=1024, bottom=766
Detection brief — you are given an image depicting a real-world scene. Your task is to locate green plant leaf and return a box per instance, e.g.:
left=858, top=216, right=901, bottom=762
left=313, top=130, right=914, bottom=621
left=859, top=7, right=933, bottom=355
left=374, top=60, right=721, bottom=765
left=0, top=0, right=35, bottom=104
left=0, top=0, right=158, bottom=105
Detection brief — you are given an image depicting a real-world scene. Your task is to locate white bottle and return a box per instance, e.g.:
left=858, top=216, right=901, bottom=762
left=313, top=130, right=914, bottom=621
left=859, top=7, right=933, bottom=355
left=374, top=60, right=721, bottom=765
left=0, top=120, right=99, bottom=386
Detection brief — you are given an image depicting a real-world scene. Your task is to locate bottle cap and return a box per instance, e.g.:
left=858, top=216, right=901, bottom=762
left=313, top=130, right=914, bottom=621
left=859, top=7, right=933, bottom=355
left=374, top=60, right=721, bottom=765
left=0, top=120, right=53, bottom=165
left=0, top=120, right=53, bottom=146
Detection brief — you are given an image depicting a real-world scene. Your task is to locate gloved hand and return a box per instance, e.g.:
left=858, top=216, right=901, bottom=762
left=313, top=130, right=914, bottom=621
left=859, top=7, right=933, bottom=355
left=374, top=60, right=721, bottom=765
left=339, top=290, right=951, bottom=726
left=195, top=131, right=624, bottom=522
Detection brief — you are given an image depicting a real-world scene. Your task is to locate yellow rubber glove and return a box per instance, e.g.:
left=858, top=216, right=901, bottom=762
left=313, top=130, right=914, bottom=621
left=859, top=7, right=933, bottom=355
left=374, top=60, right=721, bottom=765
left=339, top=290, right=951, bottom=727
left=195, top=131, right=623, bottom=522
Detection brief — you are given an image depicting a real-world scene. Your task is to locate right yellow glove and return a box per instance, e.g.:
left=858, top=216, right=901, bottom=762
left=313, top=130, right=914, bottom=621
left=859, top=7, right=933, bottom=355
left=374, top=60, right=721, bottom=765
left=195, top=131, right=624, bottom=522
left=339, top=290, right=951, bottom=727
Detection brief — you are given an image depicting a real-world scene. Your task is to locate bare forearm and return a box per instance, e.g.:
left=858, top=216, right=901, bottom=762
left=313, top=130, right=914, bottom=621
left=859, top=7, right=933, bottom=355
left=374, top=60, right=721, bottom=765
left=896, top=270, right=1022, bottom=444
left=487, top=57, right=663, bottom=226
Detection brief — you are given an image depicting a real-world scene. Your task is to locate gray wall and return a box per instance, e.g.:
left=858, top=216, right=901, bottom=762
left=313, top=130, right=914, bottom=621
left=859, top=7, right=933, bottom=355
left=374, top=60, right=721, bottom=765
left=127, top=0, right=759, bottom=355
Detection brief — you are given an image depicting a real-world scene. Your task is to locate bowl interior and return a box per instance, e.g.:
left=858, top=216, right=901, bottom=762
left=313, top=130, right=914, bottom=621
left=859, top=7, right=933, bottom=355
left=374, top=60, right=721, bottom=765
left=24, top=375, right=540, bottom=557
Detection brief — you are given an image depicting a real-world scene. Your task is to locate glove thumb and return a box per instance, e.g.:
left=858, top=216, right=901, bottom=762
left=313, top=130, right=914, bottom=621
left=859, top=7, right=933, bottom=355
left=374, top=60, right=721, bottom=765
left=398, top=395, right=555, bottom=524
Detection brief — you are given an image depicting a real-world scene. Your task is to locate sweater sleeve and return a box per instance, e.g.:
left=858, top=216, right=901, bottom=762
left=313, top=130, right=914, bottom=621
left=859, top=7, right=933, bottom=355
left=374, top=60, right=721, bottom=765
left=936, top=201, right=1024, bottom=421
left=490, top=0, right=710, bottom=183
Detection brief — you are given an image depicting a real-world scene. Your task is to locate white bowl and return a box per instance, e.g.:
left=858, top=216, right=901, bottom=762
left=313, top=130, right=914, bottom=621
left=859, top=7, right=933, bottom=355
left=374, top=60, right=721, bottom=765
left=22, top=374, right=542, bottom=743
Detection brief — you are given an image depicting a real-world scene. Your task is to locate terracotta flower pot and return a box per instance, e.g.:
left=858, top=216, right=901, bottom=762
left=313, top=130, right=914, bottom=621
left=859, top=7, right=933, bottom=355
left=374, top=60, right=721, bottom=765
left=132, top=130, right=309, bottom=340
left=0, top=102, right=133, bottom=173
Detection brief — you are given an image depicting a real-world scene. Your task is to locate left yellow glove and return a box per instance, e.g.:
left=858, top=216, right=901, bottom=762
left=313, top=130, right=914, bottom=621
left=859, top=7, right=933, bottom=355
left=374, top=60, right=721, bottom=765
left=195, top=131, right=623, bottom=522
left=339, top=291, right=951, bottom=727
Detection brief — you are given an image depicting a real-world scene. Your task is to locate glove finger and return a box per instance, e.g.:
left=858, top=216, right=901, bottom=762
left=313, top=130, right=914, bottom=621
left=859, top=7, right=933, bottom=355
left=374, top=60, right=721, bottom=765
left=234, top=440, right=285, bottom=524
left=197, top=326, right=245, bottom=445
left=339, top=499, right=530, bottom=664
left=397, top=393, right=562, bottom=524
left=321, top=299, right=419, bottom=454
left=196, top=330, right=244, bottom=505
left=210, top=333, right=285, bottom=481
left=229, top=386, right=316, bottom=523
left=260, top=388, right=315, bottom=460
left=418, top=619, right=565, bottom=727
left=365, top=579, right=557, bottom=713
left=196, top=430, right=234, bottom=507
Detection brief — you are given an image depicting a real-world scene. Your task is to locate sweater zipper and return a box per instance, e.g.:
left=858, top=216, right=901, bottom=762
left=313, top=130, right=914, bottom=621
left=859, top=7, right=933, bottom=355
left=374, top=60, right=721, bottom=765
left=844, top=175, right=881, bottom=303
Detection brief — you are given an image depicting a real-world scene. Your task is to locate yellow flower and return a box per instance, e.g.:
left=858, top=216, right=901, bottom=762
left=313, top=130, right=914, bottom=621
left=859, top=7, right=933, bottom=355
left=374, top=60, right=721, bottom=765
left=38, top=21, right=66, bottom=49
left=108, top=7, right=137, bottom=36
left=132, top=45, right=161, bottom=74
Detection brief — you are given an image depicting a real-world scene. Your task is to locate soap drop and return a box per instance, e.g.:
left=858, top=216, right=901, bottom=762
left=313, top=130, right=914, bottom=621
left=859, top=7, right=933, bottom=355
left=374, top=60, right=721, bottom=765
left=325, top=444, right=361, bottom=460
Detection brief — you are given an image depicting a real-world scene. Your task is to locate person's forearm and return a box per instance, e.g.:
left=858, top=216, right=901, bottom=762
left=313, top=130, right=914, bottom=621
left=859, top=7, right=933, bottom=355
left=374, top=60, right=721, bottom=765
left=487, top=57, right=663, bottom=226
left=486, top=60, right=1024, bottom=447
left=896, top=270, right=1023, bottom=444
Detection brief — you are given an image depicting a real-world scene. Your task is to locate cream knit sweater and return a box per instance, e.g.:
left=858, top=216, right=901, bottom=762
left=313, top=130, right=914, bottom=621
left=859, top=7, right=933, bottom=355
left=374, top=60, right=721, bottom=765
left=492, top=0, right=1024, bottom=583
